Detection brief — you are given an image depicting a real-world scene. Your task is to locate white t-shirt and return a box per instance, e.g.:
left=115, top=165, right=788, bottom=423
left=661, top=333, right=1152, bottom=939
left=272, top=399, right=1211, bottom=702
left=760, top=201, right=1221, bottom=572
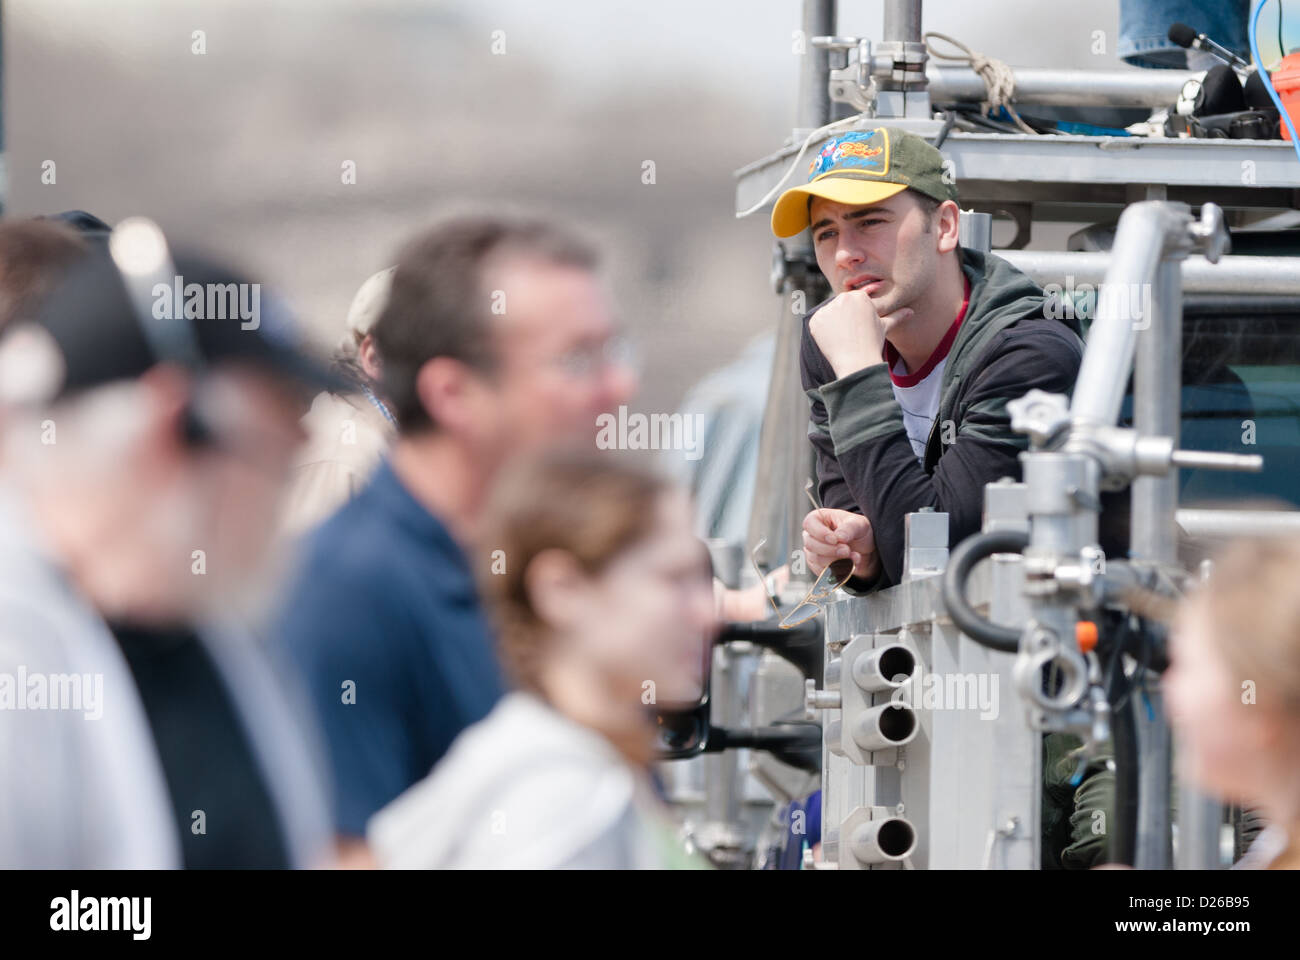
left=1233, top=824, right=1288, bottom=869
left=0, top=488, right=179, bottom=868
left=0, top=486, right=333, bottom=869
left=890, top=355, right=947, bottom=464
left=887, top=283, right=969, bottom=464
left=368, top=691, right=700, bottom=869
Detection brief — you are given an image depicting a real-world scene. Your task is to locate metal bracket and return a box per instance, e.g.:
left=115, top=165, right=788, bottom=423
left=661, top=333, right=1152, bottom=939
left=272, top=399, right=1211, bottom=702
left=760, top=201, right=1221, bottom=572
left=812, top=33, right=930, bottom=116
left=813, top=35, right=878, bottom=114
left=904, top=508, right=949, bottom=581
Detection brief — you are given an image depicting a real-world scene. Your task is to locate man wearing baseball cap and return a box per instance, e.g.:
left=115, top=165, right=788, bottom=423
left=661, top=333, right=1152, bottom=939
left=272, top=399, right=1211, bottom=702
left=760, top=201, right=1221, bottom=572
left=775, top=126, right=1083, bottom=592
left=775, top=128, right=1111, bottom=869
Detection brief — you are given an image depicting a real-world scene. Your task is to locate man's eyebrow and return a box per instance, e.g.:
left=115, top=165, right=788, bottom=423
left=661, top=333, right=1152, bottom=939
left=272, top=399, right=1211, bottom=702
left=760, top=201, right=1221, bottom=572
left=844, top=206, right=890, bottom=221
left=810, top=206, right=892, bottom=233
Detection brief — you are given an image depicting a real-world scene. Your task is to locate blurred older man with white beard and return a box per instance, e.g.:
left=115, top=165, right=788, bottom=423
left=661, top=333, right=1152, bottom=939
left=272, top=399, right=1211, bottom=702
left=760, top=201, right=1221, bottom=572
left=0, top=221, right=339, bottom=868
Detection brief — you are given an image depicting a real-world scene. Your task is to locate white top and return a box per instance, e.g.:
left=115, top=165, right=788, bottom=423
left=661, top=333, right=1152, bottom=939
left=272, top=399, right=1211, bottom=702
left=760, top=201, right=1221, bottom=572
left=1234, top=824, right=1289, bottom=870
left=368, top=692, right=694, bottom=869
left=890, top=355, right=946, bottom=464
left=0, top=486, right=333, bottom=869
left=0, top=487, right=179, bottom=868
left=280, top=389, right=395, bottom=538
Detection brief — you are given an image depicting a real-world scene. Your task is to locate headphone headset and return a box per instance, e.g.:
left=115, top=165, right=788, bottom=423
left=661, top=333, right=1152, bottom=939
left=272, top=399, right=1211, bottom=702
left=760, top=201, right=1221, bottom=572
left=107, top=218, right=215, bottom=448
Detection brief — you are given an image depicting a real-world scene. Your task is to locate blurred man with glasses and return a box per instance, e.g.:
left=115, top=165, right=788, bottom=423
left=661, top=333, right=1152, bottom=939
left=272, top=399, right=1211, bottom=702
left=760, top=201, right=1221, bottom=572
left=276, top=216, right=637, bottom=862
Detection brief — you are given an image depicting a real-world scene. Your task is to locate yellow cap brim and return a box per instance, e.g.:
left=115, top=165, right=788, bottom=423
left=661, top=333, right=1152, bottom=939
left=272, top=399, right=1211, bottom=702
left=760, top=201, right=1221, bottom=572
left=770, top=178, right=908, bottom=238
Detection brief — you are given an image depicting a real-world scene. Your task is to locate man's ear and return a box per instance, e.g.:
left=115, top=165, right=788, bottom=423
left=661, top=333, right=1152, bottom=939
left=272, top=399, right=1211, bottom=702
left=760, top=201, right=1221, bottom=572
left=524, top=548, right=589, bottom=634
left=936, top=200, right=961, bottom=254
left=358, top=333, right=384, bottom=383
left=413, top=356, right=481, bottom=435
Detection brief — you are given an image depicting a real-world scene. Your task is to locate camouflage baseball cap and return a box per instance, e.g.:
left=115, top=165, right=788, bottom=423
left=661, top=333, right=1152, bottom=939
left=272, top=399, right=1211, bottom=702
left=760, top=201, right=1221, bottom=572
left=770, top=127, right=957, bottom=238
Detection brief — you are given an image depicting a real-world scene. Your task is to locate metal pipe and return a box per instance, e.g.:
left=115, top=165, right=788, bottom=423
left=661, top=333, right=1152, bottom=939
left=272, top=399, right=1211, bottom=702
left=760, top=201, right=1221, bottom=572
left=1108, top=642, right=1139, bottom=866
left=1131, top=240, right=1185, bottom=872
left=958, top=210, right=993, bottom=253
left=1068, top=204, right=1174, bottom=429
left=1177, top=509, right=1300, bottom=539
left=703, top=645, right=740, bottom=826
left=747, top=0, right=837, bottom=583
left=1135, top=688, right=1175, bottom=870
left=849, top=816, right=917, bottom=864
left=850, top=702, right=919, bottom=751
left=797, top=0, right=836, bottom=130
left=1130, top=256, right=1183, bottom=561
left=1169, top=450, right=1263, bottom=471
left=1000, top=252, right=1300, bottom=296
left=883, top=0, right=922, bottom=43
left=851, top=644, right=916, bottom=693
left=928, top=65, right=1197, bottom=109
left=1177, top=788, right=1224, bottom=870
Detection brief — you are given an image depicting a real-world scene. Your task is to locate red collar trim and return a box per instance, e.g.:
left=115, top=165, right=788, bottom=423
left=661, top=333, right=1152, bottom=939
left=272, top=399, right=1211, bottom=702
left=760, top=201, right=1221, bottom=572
left=885, top=278, right=971, bottom=387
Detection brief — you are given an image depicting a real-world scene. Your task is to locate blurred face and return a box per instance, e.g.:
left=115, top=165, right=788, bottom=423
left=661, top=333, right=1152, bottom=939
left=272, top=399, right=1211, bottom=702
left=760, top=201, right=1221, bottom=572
left=809, top=191, right=946, bottom=329
left=1165, top=604, right=1276, bottom=804
left=565, top=490, right=716, bottom=705
left=13, top=365, right=307, bottom=624
left=185, top=365, right=308, bottom=615
left=479, top=258, right=637, bottom=456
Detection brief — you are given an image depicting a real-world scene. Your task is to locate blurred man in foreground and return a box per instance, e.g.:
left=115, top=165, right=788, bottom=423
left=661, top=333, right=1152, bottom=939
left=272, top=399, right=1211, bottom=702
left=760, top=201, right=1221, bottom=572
left=0, top=221, right=336, bottom=867
left=277, top=216, right=637, bottom=856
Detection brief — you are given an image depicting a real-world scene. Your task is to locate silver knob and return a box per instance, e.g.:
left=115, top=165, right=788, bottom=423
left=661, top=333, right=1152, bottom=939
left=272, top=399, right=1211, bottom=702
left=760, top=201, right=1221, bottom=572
left=804, top=678, right=842, bottom=719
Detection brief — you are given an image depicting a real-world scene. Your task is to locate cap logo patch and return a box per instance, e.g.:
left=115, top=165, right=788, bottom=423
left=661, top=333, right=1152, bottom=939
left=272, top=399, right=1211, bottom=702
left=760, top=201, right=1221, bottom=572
left=808, top=129, right=891, bottom=181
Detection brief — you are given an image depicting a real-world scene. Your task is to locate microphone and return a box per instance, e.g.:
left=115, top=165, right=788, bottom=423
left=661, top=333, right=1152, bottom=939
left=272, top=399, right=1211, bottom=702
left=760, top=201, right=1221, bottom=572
left=1168, top=22, right=1252, bottom=71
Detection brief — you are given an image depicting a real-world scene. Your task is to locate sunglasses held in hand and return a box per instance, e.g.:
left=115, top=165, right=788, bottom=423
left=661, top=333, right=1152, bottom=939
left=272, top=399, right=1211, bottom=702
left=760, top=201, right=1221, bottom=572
left=749, top=480, right=855, bottom=629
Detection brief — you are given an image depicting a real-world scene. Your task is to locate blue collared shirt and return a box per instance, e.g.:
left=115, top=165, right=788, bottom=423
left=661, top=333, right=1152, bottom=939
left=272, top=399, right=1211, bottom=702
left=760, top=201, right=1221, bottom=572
left=276, top=459, right=505, bottom=836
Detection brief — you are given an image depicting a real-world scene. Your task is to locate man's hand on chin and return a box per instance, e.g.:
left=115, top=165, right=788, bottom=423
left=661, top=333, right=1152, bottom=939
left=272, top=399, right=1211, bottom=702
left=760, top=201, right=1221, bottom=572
left=809, top=289, right=911, bottom=380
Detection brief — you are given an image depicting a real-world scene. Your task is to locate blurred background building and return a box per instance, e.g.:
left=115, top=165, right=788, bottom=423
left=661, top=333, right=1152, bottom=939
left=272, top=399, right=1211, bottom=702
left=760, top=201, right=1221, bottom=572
left=5, top=0, right=1294, bottom=416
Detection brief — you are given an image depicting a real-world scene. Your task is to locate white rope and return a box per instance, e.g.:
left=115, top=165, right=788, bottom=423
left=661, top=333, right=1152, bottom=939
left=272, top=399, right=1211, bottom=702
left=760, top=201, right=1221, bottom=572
left=738, top=33, right=1041, bottom=221
left=924, top=31, right=1038, bottom=135
left=735, top=114, right=864, bottom=219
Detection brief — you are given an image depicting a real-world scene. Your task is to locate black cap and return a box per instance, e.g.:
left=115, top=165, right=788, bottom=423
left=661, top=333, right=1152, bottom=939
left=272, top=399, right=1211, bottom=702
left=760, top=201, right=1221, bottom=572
left=39, top=210, right=113, bottom=239
left=11, top=242, right=346, bottom=403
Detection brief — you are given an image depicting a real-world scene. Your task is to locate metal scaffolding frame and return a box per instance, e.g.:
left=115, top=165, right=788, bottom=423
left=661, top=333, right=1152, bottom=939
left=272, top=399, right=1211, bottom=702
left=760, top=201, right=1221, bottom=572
left=710, top=0, right=1300, bottom=870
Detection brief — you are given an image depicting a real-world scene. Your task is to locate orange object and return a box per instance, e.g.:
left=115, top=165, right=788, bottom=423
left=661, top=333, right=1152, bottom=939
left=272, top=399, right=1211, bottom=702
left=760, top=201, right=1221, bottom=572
left=1076, top=621, right=1098, bottom=654
left=1271, top=52, right=1300, bottom=142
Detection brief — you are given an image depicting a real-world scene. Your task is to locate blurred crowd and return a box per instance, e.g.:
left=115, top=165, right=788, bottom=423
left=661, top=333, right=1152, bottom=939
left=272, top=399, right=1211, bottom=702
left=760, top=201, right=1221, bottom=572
left=0, top=211, right=751, bottom=869
left=0, top=210, right=1296, bottom=870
